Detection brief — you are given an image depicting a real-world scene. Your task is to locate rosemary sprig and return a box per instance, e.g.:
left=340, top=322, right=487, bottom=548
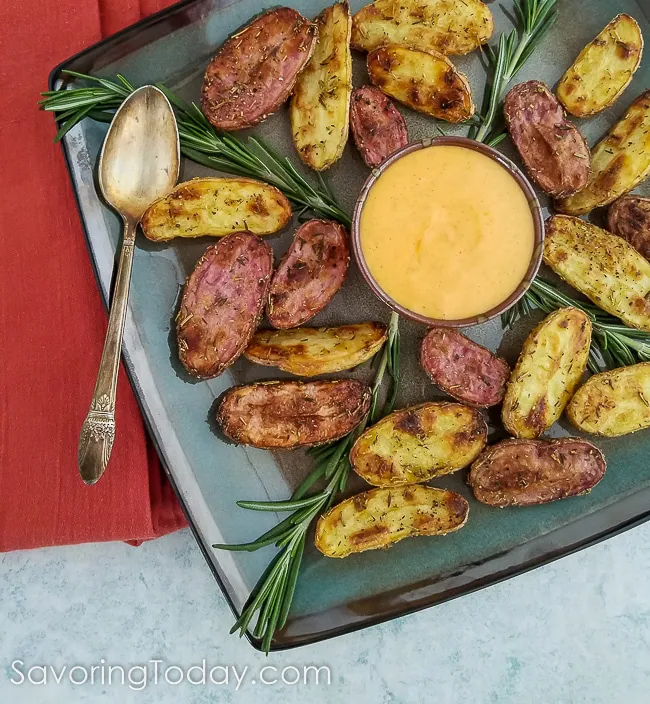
left=472, top=0, right=558, bottom=144
left=213, top=311, right=400, bottom=652
left=39, top=71, right=350, bottom=226
left=502, top=278, right=650, bottom=372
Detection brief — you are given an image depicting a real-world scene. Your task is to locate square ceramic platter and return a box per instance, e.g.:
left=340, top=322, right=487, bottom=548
left=52, top=0, right=650, bottom=650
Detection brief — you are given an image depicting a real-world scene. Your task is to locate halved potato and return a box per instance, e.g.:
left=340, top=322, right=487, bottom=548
left=244, top=322, right=387, bottom=376
left=367, top=45, right=474, bottom=123
left=567, top=362, right=650, bottom=437
left=314, top=485, right=469, bottom=558
left=351, top=0, right=493, bottom=56
left=350, top=402, right=487, bottom=487
left=544, top=215, right=650, bottom=332
left=557, top=14, right=643, bottom=117
left=290, top=2, right=353, bottom=171
left=141, top=178, right=292, bottom=241
left=502, top=308, right=592, bottom=439
left=556, top=91, right=650, bottom=215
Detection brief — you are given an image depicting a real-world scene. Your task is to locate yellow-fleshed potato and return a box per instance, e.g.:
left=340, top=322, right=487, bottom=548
left=556, top=91, right=650, bottom=215
left=544, top=215, right=650, bottom=332
left=367, top=45, right=474, bottom=123
left=314, top=485, right=469, bottom=558
left=290, top=2, right=353, bottom=171
left=350, top=402, right=487, bottom=487
left=244, top=322, right=387, bottom=376
left=567, top=363, right=650, bottom=437
left=141, top=178, right=292, bottom=241
left=557, top=14, right=643, bottom=117
left=351, top=0, right=493, bottom=56
left=502, top=308, right=592, bottom=439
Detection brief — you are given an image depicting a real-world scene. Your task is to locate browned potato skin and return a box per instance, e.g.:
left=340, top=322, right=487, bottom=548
left=350, top=86, right=409, bottom=168
left=315, top=485, right=469, bottom=558
left=607, top=195, right=650, bottom=261
left=201, top=8, right=317, bottom=131
left=267, top=220, right=350, bottom=329
left=420, top=328, right=510, bottom=407
left=177, top=233, right=273, bottom=379
left=504, top=81, right=591, bottom=198
left=367, top=45, right=474, bottom=123
left=468, top=438, right=606, bottom=507
left=217, top=379, right=371, bottom=449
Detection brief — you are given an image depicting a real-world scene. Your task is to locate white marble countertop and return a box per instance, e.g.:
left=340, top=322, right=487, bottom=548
left=2, top=523, right=650, bottom=703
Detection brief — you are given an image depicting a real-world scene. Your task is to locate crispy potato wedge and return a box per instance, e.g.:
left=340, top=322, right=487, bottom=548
left=502, top=308, right=592, bottom=439
left=567, top=363, right=650, bottom=437
left=556, top=91, right=650, bottom=215
left=420, top=328, right=510, bottom=407
left=608, top=195, right=650, bottom=260
left=350, top=402, right=487, bottom=487
left=141, top=178, right=292, bottom=242
left=315, top=485, right=469, bottom=558
left=350, top=86, right=408, bottom=168
left=217, top=379, right=371, bottom=449
left=367, top=45, right=475, bottom=123
left=504, top=81, right=591, bottom=198
left=177, top=233, right=273, bottom=379
left=468, top=438, right=606, bottom=507
left=201, top=7, right=317, bottom=130
left=544, top=215, right=650, bottom=332
left=351, top=0, right=493, bottom=56
left=244, top=322, right=387, bottom=376
left=290, top=2, right=352, bottom=171
left=557, top=14, right=643, bottom=117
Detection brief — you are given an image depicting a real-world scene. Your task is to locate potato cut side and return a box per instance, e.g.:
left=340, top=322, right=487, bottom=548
left=556, top=91, right=650, bottom=215
left=141, top=178, right=292, bottom=241
left=501, top=308, right=592, bottom=439
left=367, top=45, right=474, bottom=123
left=567, top=362, right=650, bottom=437
left=350, top=402, right=487, bottom=487
left=290, top=2, right=353, bottom=170
left=315, top=485, right=469, bottom=558
left=557, top=14, right=643, bottom=117
left=544, top=215, right=650, bottom=332
left=351, top=0, right=493, bottom=56
left=244, top=322, right=387, bottom=376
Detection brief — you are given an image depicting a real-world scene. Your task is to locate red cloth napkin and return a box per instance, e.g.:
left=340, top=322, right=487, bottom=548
left=0, top=0, right=188, bottom=551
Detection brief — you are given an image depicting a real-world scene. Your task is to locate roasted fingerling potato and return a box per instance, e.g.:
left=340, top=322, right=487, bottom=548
left=557, top=14, right=643, bottom=118
left=502, top=308, right=592, bottom=439
left=544, top=215, right=650, bottom=332
left=244, top=322, right=387, bottom=376
left=367, top=45, right=475, bottom=123
left=468, top=438, right=606, bottom=507
left=141, top=178, right=292, bottom=241
left=351, top=0, right=493, bottom=56
left=350, top=402, right=487, bottom=487
left=567, top=362, right=650, bottom=437
left=315, top=485, right=469, bottom=558
left=290, top=2, right=353, bottom=171
left=556, top=91, right=650, bottom=215
left=607, top=195, right=650, bottom=261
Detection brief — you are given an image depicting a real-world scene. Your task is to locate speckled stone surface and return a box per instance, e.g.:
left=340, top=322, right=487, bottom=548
left=2, top=526, right=650, bottom=703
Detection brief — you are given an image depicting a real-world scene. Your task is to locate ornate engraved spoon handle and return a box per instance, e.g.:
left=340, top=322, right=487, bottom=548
left=78, top=219, right=137, bottom=485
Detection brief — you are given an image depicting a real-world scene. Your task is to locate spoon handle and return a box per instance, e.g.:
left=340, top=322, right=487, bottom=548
left=78, top=219, right=137, bottom=485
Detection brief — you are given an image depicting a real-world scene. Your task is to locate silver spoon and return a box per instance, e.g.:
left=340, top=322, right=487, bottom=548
left=78, top=85, right=179, bottom=485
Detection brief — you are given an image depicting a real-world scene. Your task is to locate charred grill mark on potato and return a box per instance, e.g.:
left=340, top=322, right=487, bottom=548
left=267, top=220, right=350, bottom=329
left=607, top=195, right=650, bottom=261
left=314, top=485, right=469, bottom=558
left=217, top=379, right=371, bottom=449
left=177, top=232, right=273, bottom=379
left=468, top=438, right=606, bottom=507
left=201, top=7, right=317, bottom=131
left=504, top=81, right=591, bottom=198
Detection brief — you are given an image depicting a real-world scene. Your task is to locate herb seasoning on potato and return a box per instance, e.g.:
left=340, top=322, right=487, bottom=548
left=607, top=195, right=650, bottom=261
left=502, top=307, right=592, bottom=439
left=315, top=485, right=469, bottom=558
